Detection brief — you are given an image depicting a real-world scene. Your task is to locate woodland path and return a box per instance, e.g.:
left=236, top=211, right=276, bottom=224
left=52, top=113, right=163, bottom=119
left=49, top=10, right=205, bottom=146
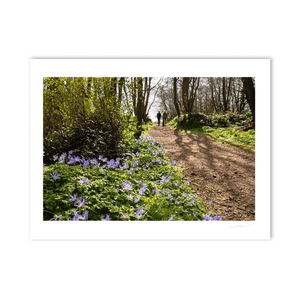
left=149, top=125, right=255, bottom=221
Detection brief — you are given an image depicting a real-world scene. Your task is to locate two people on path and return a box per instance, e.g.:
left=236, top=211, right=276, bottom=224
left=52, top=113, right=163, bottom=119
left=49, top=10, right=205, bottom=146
left=157, top=110, right=168, bottom=127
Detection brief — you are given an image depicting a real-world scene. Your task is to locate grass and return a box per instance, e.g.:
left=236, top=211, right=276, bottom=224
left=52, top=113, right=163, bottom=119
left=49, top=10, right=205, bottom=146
left=169, top=121, right=255, bottom=152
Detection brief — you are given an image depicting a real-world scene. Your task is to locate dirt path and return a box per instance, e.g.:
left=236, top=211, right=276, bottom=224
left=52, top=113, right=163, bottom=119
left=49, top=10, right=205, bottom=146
left=149, top=125, right=255, bottom=221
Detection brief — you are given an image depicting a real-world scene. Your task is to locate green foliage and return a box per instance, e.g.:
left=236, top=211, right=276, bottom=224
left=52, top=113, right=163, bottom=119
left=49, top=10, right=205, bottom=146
left=169, top=112, right=252, bottom=128
left=43, top=77, right=130, bottom=165
left=168, top=112, right=255, bottom=152
left=181, top=125, right=255, bottom=151
left=44, top=131, right=207, bottom=221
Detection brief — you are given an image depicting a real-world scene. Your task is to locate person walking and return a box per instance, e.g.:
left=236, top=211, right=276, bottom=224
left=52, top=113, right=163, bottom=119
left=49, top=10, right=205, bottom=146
left=162, top=110, right=168, bottom=127
left=157, top=111, right=161, bottom=126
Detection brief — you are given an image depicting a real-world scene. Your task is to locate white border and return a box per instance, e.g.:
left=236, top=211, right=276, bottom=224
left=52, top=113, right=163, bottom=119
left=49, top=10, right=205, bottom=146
left=30, top=59, right=270, bottom=240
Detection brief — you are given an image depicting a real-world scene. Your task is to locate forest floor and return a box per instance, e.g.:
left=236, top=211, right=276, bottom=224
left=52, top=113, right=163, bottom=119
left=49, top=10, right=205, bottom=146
left=149, top=125, right=255, bottom=221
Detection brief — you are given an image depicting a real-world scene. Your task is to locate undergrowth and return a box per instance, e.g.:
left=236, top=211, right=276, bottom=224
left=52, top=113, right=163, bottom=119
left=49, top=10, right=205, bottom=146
left=44, top=122, right=223, bottom=221
left=168, top=114, right=255, bottom=152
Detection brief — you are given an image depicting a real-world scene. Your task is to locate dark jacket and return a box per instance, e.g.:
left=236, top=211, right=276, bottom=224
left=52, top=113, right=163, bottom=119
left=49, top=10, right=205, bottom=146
left=163, top=112, right=167, bottom=120
left=157, top=112, right=161, bottom=119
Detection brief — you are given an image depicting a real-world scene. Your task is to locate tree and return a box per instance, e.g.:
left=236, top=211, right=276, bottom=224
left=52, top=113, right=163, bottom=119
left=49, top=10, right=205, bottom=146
left=135, top=77, right=143, bottom=138
left=173, top=77, right=180, bottom=117
left=242, top=77, right=255, bottom=122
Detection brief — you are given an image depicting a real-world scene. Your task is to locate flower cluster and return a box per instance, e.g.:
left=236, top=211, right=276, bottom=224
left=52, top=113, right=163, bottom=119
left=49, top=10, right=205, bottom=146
left=203, top=214, right=222, bottom=221
left=136, top=206, right=146, bottom=219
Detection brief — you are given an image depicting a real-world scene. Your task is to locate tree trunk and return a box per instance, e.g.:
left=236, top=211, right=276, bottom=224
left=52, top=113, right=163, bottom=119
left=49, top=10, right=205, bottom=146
left=118, top=77, right=125, bottom=105
left=242, top=77, right=255, bottom=122
left=182, top=77, right=190, bottom=114
left=173, top=77, right=180, bottom=117
left=135, top=77, right=143, bottom=138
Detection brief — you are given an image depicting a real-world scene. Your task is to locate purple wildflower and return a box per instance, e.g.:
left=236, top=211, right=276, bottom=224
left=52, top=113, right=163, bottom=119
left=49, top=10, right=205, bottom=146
left=50, top=172, right=61, bottom=180
left=69, top=194, right=77, bottom=202
left=49, top=214, right=62, bottom=221
left=83, top=210, right=89, bottom=220
left=74, top=197, right=85, bottom=208
left=78, top=177, right=90, bottom=185
left=101, top=214, right=110, bottom=221
left=122, top=181, right=132, bottom=191
left=203, top=214, right=213, bottom=221
left=168, top=215, right=175, bottom=221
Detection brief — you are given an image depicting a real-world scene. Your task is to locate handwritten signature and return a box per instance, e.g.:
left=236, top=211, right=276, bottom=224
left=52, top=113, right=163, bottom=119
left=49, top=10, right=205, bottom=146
left=230, top=224, right=253, bottom=229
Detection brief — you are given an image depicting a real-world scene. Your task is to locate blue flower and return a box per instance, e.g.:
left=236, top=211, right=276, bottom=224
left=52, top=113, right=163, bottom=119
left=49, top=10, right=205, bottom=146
left=161, top=191, right=165, bottom=195
left=53, top=154, right=58, bottom=161
left=68, top=157, right=75, bottom=165
left=192, top=212, right=196, bottom=217
left=174, top=182, right=178, bottom=186
left=58, top=154, right=66, bottom=164
left=74, top=197, right=85, bottom=208
left=152, top=189, right=158, bottom=194
left=49, top=214, right=62, bottom=221
left=132, top=160, right=139, bottom=168
left=83, top=210, right=89, bottom=220
left=74, top=156, right=81, bottom=163
left=120, top=162, right=129, bottom=169
left=183, top=193, right=188, bottom=198
left=172, top=159, right=176, bottom=166
left=167, top=194, right=173, bottom=200
left=127, top=170, right=132, bottom=175
left=69, top=211, right=84, bottom=221
left=138, top=186, right=147, bottom=195
left=203, top=214, right=213, bottom=221
left=69, top=194, right=77, bottom=202
left=82, top=160, right=89, bottom=168
left=126, top=195, right=133, bottom=200
left=90, top=158, right=98, bottom=166
left=107, top=159, right=116, bottom=169
left=191, top=198, right=196, bottom=203
left=185, top=179, right=190, bottom=186
left=136, top=206, right=146, bottom=219
left=50, top=172, right=61, bottom=180
left=175, top=201, right=179, bottom=205
left=134, top=196, right=141, bottom=203
left=122, top=181, right=132, bottom=191
left=209, top=200, right=213, bottom=205
left=168, top=215, right=175, bottom=221
left=160, top=175, right=167, bottom=184
left=101, top=214, right=110, bottom=221
left=78, top=177, right=90, bottom=185
left=121, top=213, right=129, bottom=219
left=167, top=189, right=171, bottom=194
left=213, top=216, right=222, bottom=221
left=223, top=210, right=227, bottom=216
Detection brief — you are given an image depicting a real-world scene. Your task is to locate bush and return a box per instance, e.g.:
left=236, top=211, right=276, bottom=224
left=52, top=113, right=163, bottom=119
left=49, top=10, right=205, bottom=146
left=170, top=112, right=252, bottom=128
left=43, top=113, right=126, bottom=165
